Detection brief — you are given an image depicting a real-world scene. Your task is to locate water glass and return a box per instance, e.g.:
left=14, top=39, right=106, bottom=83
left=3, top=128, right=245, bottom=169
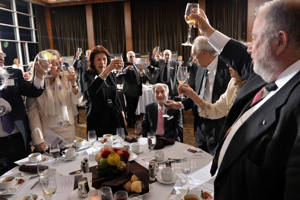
left=181, top=157, right=192, bottom=184
left=40, top=169, right=57, bottom=199
left=134, top=122, right=142, bottom=138
left=114, top=190, right=128, bottom=200
left=88, top=130, right=97, bottom=145
left=99, top=186, right=113, bottom=200
left=49, top=144, right=60, bottom=159
left=116, top=128, right=125, bottom=145
left=147, top=132, right=156, bottom=151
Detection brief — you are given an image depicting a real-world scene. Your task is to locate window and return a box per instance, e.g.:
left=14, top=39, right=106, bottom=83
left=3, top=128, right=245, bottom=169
left=0, top=25, right=15, bottom=40
left=1, top=41, right=17, bottom=66
left=19, top=28, right=31, bottom=41
left=17, top=14, right=30, bottom=28
left=0, top=10, right=13, bottom=25
left=0, top=0, right=11, bottom=10
left=16, top=0, right=28, bottom=14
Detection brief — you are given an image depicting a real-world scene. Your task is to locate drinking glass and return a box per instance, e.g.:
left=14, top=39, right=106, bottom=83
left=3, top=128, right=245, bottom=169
left=182, top=3, right=200, bottom=46
left=181, top=157, right=192, bottom=184
left=147, top=132, right=156, bottom=151
left=88, top=130, right=97, bottom=145
left=114, top=190, right=128, bottom=200
left=34, top=50, right=56, bottom=77
left=116, top=128, right=125, bottom=146
left=112, top=54, right=124, bottom=74
left=40, top=168, right=57, bottom=200
left=134, top=122, right=142, bottom=138
left=177, top=66, right=190, bottom=99
left=99, top=186, right=113, bottom=200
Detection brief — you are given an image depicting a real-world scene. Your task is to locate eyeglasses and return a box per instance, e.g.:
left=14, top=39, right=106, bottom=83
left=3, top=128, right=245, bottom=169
left=0, top=53, right=6, bottom=58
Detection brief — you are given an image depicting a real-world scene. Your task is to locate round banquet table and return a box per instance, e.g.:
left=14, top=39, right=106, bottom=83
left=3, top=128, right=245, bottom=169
left=1, top=138, right=214, bottom=200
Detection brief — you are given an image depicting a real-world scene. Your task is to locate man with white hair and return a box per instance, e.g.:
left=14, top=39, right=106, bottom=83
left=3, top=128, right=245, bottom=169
left=168, top=36, right=230, bottom=154
left=0, top=47, right=46, bottom=175
left=150, top=49, right=179, bottom=99
left=189, top=0, right=300, bottom=199
left=142, top=83, right=182, bottom=140
left=122, top=51, right=143, bottom=128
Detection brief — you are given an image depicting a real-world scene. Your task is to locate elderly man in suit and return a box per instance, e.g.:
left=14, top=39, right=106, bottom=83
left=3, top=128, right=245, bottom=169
left=142, top=83, right=182, bottom=141
left=168, top=36, right=230, bottom=154
left=0, top=48, right=46, bottom=175
left=122, top=51, right=143, bottom=128
left=150, top=49, right=179, bottom=99
left=188, top=0, right=300, bottom=199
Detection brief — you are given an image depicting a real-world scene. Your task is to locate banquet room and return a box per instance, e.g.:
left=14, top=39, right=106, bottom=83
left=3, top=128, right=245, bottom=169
left=1, top=0, right=300, bottom=199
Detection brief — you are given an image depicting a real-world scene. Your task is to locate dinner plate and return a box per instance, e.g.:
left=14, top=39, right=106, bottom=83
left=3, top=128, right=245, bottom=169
left=76, top=141, right=92, bottom=152
left=129, top=152, right=138, bottom=161
left=14, top=155, right=53, bottom=166
left=156, top=172, right=178, bottom=185
left=62, top=153, right=78, bottom=161
left=0, top=177, right=26, bottom=196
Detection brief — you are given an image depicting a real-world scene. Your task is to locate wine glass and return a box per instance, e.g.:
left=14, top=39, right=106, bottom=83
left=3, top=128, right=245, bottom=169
left=114, top=190, right=128, bottom=200
left=134, top=122, right=142, bottom=139
left=88, top=130, right=97, bottom=145
left=112, top=54, right=124, bottom=74
left=40, top=168, right=57, bottom=200
left=182, top=3, right=200, bottom=46
left=99, top=186, right=113, bottom=200
left=147, top=132, right=156, bottom=151
left=177, top=65, right=190, bottom=99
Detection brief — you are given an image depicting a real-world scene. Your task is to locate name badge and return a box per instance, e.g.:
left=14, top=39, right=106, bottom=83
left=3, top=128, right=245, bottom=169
left=107, top=99, right=112, bottom=104
left=6, top=79, right=15, bottom=86
left=169, top=67, right=174, bottom=70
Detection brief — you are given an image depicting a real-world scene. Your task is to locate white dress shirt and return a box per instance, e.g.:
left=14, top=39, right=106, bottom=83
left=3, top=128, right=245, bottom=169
left=204, top=56, right=218, bottom=103
left=208, top=30, right=300, bottom=170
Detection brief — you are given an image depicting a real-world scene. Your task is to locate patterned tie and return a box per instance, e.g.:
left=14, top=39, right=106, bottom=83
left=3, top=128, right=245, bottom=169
left=199, top=69, right=208, bottom=98
left=210, top=82, right=278, bottom=176
left=156, top=108, right=164, bottom=136
left=0, top=91, right=14, bottom=133
left=133, top=65, right=140, bottom=85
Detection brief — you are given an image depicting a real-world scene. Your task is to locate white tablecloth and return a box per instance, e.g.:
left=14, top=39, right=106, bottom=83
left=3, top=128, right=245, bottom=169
left=2, top=139, right=214, bottom=200
left=136, top=84, right=156, bottom=115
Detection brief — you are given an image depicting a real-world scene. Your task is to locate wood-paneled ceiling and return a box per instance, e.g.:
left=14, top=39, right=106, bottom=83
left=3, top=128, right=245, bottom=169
left=32, top=0, right=124, bottom=7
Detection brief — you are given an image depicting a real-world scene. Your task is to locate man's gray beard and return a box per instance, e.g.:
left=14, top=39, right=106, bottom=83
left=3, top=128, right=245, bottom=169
left=253, top=61, right=273, bottom=83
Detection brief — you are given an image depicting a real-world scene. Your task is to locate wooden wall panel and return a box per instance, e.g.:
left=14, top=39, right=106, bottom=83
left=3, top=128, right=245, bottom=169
left=85, top=4, right=95, bottom=49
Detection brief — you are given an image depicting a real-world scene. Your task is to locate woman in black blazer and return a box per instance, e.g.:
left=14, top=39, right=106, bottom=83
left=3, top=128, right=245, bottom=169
left=82, top=45, right=126, bottom=137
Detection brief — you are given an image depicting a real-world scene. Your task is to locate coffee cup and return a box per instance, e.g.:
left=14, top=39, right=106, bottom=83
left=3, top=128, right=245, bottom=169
left=155, top=150, right=164, bottom=162
left=63, top=148, right=76, bottom=159
left=161, top=167, right=173, bottom=182
left=183, top=193, right=201, bottom=200
left=28, top=153, right=42, bottom=163
left=74, top=140, right=82, bottom=148
left=131, top=142, right=140, bottom=154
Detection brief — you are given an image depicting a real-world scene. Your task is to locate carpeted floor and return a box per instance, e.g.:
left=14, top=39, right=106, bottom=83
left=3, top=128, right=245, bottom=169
left=76, top=109, right=196, bottom=147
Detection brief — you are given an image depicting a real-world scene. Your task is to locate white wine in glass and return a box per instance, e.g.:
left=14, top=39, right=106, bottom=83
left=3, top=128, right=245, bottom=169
left=177, top=66, right=190, bottom=99
left=182, top=3, right=200, bottom=46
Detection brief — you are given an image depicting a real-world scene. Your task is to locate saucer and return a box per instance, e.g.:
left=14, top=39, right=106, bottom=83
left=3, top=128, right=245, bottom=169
left=62, top=153, right=77, bottom=161
left=156, top=172, right=178, bottom=185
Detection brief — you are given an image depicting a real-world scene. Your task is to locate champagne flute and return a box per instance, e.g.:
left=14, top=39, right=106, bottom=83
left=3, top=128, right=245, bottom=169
left=182, top=3, right=200, bottom=46
left=40, top=168, right=57, bottom=200
left=88, top=130, right=97, bottom=145
left=177, top=65, right=190, bottom=99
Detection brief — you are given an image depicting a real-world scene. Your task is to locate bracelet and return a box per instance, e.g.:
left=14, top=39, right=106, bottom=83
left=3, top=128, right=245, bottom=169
left=99, top=72, right=108, bottom=80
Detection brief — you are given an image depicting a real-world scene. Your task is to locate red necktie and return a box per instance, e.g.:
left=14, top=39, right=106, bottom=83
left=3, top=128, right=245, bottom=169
left=157, top=108, right=164, bottom=136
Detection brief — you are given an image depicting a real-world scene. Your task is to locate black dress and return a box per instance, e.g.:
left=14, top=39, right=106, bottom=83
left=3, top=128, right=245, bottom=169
left=83, top=70, right=125, bottom=137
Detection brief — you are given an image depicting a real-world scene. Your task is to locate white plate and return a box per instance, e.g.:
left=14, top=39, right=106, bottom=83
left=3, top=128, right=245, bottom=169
left=14, top=155, right=53, bottom=166
left=62, top=153, right=78, bottom=161
left=156, top=173, right=178, bottom=185
left=0, top=177, right=26, bottom=196
left=76, top=141, right=92, bottom=151
left=129, top=152, right=138, bottom=161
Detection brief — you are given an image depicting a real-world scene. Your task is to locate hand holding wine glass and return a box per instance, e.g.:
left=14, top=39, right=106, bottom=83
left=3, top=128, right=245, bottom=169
left=182, top=3, right=200, bottom=46
left=177, top=66, right=190, bottom=99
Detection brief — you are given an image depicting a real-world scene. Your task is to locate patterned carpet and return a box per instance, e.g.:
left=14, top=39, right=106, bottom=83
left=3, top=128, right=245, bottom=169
left=75, top=109, right=196, bottom=147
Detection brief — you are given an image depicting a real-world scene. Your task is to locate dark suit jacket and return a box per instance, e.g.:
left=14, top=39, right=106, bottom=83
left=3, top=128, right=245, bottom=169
left=83, top=70, right=125, bottom=136
left=183, top=57, right=230, bottom=146
left=2, top=68, right=44, bottom=149
left=141, top=103, right=183, bottom=141
left=150, top=58, right=179, bottom=97
left=120, top=62, right=143, bottom=98
left=213, top=39, right=300, bottom=200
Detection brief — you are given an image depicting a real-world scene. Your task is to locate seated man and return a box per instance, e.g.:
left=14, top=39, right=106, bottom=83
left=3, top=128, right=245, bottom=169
left=142, top=83, right=183, bottom=141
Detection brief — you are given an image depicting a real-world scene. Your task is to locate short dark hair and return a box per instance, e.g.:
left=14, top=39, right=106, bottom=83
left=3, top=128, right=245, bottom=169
left=88, top=45, right=111, bottom=73
left=259, top=0, right=300, bottom=48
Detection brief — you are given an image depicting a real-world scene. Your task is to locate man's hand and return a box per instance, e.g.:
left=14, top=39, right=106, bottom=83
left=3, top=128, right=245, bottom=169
left=35, top=142, right=46, bottom=153
left=35, top=60, right=49, bottom=79
left=0, top=98, right=12, bottom=117
left=166, top=100, right=182, bottom=110
left=178, top=84, right=197, bottom=99
left=190, top=9, right=214, bottom=37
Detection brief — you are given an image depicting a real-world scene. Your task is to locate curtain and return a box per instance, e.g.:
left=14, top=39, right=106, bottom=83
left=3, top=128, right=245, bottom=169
left=51, top=5, right=88, bottom=56
left=33, top=4, right=50, bottom=51
left=206, top=0, right=247, bottom=41
left=93, top=2, right=126, bottom=54
left=131, top=0, right=198, bottom=61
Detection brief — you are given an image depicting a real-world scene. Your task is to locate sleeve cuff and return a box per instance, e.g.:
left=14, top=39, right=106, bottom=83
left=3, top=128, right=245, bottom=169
left=33, top=76, right=45, bottom=89
left=208, top=30, right=231, bottom=55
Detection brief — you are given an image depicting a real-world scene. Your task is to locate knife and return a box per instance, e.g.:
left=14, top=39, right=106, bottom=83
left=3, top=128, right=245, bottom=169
left=30, top=180, right=39, bottom=190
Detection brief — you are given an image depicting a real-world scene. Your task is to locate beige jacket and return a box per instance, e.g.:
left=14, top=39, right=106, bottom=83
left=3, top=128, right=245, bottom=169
left=27, top=77, right=83, bottom=145
left=198, top=78, right=245, bottom=119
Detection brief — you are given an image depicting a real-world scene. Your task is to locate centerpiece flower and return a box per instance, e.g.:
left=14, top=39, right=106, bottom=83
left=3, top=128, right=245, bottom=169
left=95, top=147, right=130, bottom=177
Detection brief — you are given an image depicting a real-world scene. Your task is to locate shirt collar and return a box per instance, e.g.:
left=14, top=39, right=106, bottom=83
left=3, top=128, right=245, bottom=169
left=157, top=103, right=165, bottom=111
left=274, top=60, right=300, bottom=90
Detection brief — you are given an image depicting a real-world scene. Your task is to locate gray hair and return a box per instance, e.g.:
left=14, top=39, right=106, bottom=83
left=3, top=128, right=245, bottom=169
left=192, top=36, right=216, bottom=56
left=126, top=51, right=135, bottom=59
left=163, top=49, right=172, bottom=57
left=152, top=83, right=169, bottom=95
left=257, top=0, right=300, bottom=48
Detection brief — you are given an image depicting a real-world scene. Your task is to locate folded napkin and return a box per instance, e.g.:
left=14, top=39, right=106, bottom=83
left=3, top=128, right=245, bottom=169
left=154, top=136, right=175, bottom=150
left=19, top=164, right=48, bottom=174
left=125, top=135, right=138, bottom=143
